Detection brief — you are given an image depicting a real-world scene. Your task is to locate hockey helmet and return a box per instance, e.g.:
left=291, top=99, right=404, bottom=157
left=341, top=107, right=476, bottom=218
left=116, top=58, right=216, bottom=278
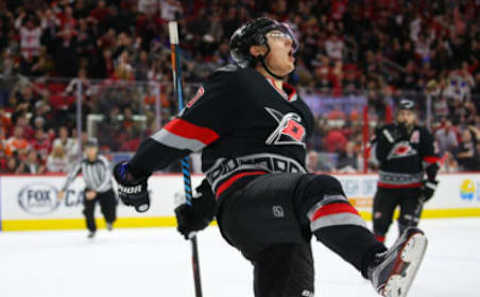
left=230, top=17, right=298, bottom=68
left=85, top=138, right=99, bottom=148
left=397, top=98, right=416, bottom=111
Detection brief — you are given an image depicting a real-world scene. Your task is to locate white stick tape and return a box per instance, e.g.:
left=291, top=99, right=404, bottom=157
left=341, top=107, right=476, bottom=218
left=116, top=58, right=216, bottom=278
left=168, top=21, right=179, bottom=45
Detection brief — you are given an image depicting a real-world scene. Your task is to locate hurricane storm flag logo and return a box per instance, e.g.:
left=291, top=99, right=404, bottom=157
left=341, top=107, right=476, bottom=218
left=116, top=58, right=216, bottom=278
left=387, top=141, right=418, bottom=160
left=265, top=107, right=306, bottom=147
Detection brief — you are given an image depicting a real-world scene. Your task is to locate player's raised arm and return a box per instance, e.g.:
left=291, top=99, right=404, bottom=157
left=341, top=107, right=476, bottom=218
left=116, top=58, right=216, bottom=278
left=113, top=69, right=238, bottom=212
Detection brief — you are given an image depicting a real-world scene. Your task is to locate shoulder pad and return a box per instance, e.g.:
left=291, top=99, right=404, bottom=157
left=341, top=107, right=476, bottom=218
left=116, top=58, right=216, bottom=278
left=382, top=123, right=397, bottom=131
left=214, top=64, right=241, bottom=73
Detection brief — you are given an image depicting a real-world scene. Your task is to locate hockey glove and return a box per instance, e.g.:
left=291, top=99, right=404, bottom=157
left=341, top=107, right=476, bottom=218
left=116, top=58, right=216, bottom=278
left=174, top=179, right=217, bottom=240
left=113, top=161, right=150, bottom=212
left=421, top=179, right=438, bottom=202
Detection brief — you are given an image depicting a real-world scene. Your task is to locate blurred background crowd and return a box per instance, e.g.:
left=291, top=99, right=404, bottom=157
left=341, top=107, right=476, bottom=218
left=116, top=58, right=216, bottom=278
left=0, top=0, right=480, bottom=174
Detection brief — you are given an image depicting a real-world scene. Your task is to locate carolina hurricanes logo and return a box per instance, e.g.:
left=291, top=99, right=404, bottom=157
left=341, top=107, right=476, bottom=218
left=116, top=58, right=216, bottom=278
left=265, top=107, right=306, bottom=147
left=387, top=141, right=418, bottom=160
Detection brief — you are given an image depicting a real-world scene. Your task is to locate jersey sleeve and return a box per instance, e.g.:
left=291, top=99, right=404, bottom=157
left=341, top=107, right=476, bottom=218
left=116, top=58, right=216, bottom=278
left=61, top=162, right=82, bottom=191
left=419, top=128, right=440, bottom=181
left=97, top=156, right=112, bottom=191
left=128, top=71, right=238, bottom=177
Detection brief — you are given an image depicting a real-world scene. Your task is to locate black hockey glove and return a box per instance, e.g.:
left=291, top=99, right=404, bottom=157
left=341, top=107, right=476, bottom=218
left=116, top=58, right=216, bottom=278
left=113, top=161, right=150, bottom=212
left=421, top=179, right=438, bottom=202
left=174, top=179, right=217, bottom=240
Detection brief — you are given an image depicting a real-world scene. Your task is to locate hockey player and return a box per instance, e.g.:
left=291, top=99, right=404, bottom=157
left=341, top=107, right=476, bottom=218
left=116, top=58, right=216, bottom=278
left=58, top=138, right=117, bottom=238
left=113, top=18, right=428, bottom=297
left=372, top=99, right=440, bottom=243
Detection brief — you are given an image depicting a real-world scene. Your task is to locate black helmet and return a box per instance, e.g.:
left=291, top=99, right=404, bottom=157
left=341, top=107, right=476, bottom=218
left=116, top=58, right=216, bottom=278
left=85, top=138, right=98, bottom=148
left=397, top=98, right=416, bottom=111
left=230, top=17, right=298, bottom=68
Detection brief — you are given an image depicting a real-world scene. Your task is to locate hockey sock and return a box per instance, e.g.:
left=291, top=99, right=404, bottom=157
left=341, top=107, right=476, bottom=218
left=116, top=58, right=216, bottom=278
left=313, top=225, right=386, bottom=279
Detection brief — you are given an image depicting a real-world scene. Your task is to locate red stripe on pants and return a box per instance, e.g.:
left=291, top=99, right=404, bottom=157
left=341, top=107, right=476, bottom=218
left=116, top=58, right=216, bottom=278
left=311, top=203, right=360, bottom=222
left=215, top=171, right=267, bottom=198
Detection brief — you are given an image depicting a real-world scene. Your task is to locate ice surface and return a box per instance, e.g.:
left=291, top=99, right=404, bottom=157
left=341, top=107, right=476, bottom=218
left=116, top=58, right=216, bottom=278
left=0, top=218, right=478, bottom=297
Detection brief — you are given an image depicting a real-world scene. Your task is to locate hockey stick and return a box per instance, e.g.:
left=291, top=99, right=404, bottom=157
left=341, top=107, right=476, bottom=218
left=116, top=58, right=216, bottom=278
left=168, top=21, right=203, bottom=297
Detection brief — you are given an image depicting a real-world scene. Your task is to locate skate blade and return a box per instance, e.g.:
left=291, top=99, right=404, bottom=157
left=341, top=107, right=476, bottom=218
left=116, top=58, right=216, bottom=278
left=382, top=233, right=428, bottom=297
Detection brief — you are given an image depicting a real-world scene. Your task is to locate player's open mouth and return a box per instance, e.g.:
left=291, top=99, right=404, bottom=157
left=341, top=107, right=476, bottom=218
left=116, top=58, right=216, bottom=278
left=288, top=50, right=294, bottom=61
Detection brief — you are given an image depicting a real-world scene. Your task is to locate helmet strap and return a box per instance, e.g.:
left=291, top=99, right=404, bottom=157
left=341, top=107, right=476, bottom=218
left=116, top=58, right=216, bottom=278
left=259, top=55, right=286, bottom=80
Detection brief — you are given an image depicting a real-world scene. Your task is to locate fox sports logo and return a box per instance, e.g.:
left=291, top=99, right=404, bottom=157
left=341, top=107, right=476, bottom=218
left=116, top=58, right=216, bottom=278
left=18, top=184, right=60, bottom=215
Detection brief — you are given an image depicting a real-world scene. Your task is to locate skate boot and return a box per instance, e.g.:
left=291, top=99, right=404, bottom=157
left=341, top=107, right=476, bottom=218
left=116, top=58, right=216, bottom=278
left=368, top=227, right=428, bottom=297
left=87, top=231, right=96, bottom=239
left=107, top=223, right=113, bottom=231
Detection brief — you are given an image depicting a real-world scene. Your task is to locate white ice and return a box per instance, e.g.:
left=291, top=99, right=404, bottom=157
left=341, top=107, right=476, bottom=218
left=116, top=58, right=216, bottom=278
left=0, top=218, right=478, bottom=297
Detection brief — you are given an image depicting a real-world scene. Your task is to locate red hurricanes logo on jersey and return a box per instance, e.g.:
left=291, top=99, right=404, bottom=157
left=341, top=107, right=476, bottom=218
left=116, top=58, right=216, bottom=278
left=265, top=107, right=306, bottom=147
left=387, top=141, right=418, bottom=160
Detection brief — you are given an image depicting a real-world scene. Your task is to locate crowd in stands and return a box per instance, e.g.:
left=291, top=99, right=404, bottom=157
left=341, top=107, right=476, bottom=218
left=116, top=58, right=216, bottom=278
left=0, top=0, right=480, bottom=174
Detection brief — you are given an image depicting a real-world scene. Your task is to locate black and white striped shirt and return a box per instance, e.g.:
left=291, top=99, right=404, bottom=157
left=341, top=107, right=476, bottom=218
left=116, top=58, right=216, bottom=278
left=62, top=155, right=112, bottom=193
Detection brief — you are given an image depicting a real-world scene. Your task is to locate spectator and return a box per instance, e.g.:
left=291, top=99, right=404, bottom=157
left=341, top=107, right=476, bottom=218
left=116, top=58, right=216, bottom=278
left=46, top=142, right=69, bottom=173
left=2, top=154, right=20, bottom=173
left=30, top=128, right=51, bottom=162
left=114, top=50, right=134, bottom=80
left=52, top=126, right=77, bottom=162
left=14, top=10, right=46, bottom=59
left=324, top=127, right=347, bottom=153
left=455, top=129, right=480, bottom=171
left=5, top=126, right=30, bottom=157
left=337, top=141, right=359, bottom=172
left=306, top=150, right=320, bottom=173
left=325, top=33, right=344, bottom=61
left=21, top=150, right=45, bottom=174
left=435, top=119, right=459, bottom=155
left=54, top=27, right=79, bottom=77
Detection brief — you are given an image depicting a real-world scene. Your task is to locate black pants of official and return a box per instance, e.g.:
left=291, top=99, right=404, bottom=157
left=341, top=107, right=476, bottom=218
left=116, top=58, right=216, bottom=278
left=217, top=173, right=385, bottom=297
left=372, top=187, right=423, bottom=238
left=83, top=189, right=117, bottom=232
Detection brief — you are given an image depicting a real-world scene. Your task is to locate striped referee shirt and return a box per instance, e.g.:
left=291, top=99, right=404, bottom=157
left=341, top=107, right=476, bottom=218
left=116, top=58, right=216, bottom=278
left=62, top=155, right=113, bottom=193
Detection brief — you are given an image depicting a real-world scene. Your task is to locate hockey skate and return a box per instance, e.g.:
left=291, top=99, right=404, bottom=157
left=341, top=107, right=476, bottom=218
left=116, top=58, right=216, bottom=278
left=368, top=227, right=428, bottom=297
left=87, top=231, right=96, bottom=239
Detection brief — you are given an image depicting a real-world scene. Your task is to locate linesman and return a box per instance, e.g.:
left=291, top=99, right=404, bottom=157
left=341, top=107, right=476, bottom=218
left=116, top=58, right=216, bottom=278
left=59, top=138, right=117, bottom=238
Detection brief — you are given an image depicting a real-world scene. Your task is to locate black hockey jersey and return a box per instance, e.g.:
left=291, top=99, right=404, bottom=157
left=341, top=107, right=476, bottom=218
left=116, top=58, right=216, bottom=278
left=129, top=66, right=314, bottom=198
left=374, top=123, right=440, bottom=189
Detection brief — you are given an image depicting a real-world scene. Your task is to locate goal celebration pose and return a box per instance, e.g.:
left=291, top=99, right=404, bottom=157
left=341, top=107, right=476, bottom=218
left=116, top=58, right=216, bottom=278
left=113, top=18, right=428, bottom=297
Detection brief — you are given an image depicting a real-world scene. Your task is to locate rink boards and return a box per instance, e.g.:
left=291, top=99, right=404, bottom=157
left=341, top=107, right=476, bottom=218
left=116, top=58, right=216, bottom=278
left=1, top=173, right=480, bottom=231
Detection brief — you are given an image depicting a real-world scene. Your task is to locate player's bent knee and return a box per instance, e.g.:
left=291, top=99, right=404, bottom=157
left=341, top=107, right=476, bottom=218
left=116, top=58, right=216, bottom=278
left=294, top=174, right=365, bottom=233
left=299, top=174, right=346, bottom=200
